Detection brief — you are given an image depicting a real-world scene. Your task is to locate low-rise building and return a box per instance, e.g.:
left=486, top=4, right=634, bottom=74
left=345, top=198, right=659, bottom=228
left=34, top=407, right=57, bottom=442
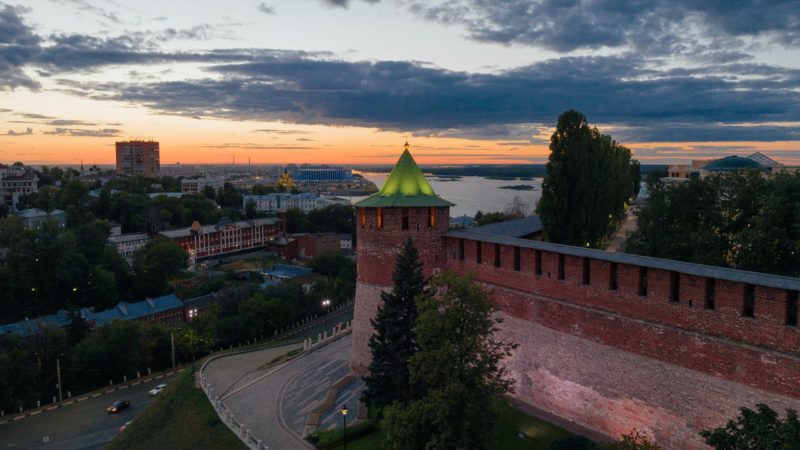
left=85, top=294, right=183, bottom=330
left=339, top=233, right=353, bottom=252
left=15, top=208, right=66, bottom=229
left=243, top=192, right=325, bottom=214
left=0, top=164, right=39, bottom=210
left=181, top=177, right=224, bottom=194
left=159, top=217, right=281, bottom=259
left=107, top=232, right=150, bottom=262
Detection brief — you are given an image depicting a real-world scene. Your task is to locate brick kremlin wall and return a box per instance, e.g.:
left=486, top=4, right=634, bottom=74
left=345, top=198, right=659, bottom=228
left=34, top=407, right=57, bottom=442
left=350, top=206, right=800, bottom=449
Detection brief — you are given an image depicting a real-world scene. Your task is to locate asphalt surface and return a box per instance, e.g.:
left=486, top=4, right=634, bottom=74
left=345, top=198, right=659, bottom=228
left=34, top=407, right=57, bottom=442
left=0, top=304, right=353, bottom=450
left=0, top=372, right=179, bottom=450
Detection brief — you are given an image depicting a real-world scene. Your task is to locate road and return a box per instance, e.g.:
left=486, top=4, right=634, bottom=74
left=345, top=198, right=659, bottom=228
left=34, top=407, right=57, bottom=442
left=0, top=304, right=353, bottom=450
left=0, top=373, right=179, bottom=450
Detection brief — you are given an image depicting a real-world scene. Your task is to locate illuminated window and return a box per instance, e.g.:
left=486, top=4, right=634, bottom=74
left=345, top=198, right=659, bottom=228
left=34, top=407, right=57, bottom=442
left=377, top=208, right=383, bottom=230
left=428, top=207, right=435, bottom=228
left=361, top=208, right=366, bottom=229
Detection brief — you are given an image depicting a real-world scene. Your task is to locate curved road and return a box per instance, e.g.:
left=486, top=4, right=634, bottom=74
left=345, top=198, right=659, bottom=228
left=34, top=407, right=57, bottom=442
left=0, top=373, right=180, bottom=450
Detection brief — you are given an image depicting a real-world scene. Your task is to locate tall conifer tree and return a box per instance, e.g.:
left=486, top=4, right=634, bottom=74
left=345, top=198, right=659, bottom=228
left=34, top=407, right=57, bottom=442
left=362, top=237, right=425, bottom=410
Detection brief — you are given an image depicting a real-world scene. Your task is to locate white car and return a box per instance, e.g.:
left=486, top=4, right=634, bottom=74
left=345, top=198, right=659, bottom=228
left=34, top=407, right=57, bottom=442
left=148, top=384, right=167, bottom=396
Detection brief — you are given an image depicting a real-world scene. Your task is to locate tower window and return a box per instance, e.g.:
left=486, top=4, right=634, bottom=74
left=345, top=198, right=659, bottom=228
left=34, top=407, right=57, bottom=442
left=670, top=272, right=680, bottom=303
left=638, top=267, right=648, bottom=296
left=476, top=242, right=482, bottom=264
left=609, top=262, right=618, bottom=290
left=377, top=208, right=383, bottom=230
left=557, top=254, right=565, bottom=280
left=428, top=207, right=435, bottom=228
left=582, top=257, right=591, bottom=285
left=458, top=239, right=465, bottom=260
left=534, top=250, right=542, bottom=276
left=360, top=208, right=366, bottom=229
left=514, top=247, right=520, bottom=272
left=705, top=278, right=716, bottom=310
left=743, top=284, right=755, bottom=318
left=402, top=208, right=409, bottom=230
left=494, top=243, right=501, bottom=267
left=787, top=291, right=798, bottom=327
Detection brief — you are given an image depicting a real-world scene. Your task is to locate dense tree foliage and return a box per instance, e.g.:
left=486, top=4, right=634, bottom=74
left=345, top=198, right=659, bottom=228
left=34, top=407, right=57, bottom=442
left=283, top=204, right=356, bottom=234
left=626, top=171, right=800, bottom=276
left=362, top=239, right=425, bottom=411
left=131, top=238, right=189, bottom=297
left=382, top=273, right=518, bottom=450
left=701, top=403, right=800, bottom=449
left=536, top=110, right=634, bottom=247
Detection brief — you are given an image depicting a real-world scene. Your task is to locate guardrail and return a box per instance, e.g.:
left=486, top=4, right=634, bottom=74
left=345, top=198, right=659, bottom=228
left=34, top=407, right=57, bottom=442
left=198, top=307, right=354, bottom=450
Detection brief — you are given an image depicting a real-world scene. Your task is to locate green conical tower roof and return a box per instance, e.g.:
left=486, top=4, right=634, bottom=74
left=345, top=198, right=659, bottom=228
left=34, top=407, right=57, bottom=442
left=355, top=143, right=454, bottom=208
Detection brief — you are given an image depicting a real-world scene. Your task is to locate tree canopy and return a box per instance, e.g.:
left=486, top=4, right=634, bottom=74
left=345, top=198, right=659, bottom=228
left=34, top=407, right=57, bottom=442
left=362, top=238, right=426, bottom=410
left=382, top=273, right=517, bottom=450
left=626, top=171, right=800, bottom=276
left=701, top=403, right=800, bottom=450
left=536, top=110, right=634, bottom=247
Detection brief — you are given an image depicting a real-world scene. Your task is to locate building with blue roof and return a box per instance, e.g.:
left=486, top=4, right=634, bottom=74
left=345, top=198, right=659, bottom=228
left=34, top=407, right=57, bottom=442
left=85, top=294, right=183, bottom=329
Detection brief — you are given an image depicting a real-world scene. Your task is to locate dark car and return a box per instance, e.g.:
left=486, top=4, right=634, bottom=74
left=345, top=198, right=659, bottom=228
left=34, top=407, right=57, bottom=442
left=107, top=400, right=130, bottom=414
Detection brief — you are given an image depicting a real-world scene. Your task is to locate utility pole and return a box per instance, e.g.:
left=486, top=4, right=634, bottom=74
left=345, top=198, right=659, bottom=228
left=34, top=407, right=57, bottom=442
left=171, top=331, right=176, bottom=370
left=56, top=355, right=63, bottom=404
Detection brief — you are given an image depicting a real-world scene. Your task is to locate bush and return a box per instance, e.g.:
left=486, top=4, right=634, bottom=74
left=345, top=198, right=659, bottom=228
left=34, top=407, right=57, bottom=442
left=307, top=419, right=377, bottom=449
left=550, top=435, right=599, bottom=450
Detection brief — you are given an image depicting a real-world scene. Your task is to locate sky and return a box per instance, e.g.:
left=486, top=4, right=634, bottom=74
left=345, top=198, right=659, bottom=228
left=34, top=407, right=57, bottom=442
left=1, top=0, right=799, bottom=166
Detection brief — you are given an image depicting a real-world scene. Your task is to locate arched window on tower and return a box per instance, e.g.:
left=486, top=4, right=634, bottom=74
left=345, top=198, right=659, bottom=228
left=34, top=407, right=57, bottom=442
left=377, top=207, right=383, bottom=230
left=360, top=208, right=366, bottom=229
left=402, top=208, right=409, bottom=230
left=428, top=207, right=435, bottom=228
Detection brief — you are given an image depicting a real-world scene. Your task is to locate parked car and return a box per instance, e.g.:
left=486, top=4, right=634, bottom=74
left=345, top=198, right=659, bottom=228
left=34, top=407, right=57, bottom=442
left=148, top=384, right=167, bottom=396
left=107, top=400, right=130, bottom=414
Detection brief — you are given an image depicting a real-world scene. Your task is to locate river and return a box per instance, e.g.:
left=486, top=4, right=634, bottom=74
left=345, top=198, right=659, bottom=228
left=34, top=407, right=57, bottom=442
left=351, top=173, right=543, bottom=218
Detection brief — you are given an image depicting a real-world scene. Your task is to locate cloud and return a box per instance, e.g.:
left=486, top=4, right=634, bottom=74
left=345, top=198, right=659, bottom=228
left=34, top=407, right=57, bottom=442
left=52, top=0, right=121, bottom=24
left=15, top=112, right=54, bottom=119
left=7, top=127, right=33, bottom=136
left=65, top=53, right=800, bottom=143
left=252, top=129, right=312, bottom=135
left=47, top=119, right=98, bottom=126
left=199, top=142, right=317, bottom=150
left=404, top=0, right=800, bottom=56
left=296, top=138, right=315, bottom=141
left=258, top=3, right=275, bottom=14
left=318, top=0, right=380, bottom=7
left=42, top=127, right=121, bottom=137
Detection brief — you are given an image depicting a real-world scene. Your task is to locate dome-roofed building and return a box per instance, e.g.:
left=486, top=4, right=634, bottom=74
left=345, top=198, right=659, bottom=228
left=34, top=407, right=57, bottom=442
left=703, top=155, right=769, bottom=173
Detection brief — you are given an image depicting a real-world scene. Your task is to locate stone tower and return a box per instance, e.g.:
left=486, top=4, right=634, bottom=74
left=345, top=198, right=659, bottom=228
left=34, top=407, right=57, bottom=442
left=349, top=144, right=453, bottom=375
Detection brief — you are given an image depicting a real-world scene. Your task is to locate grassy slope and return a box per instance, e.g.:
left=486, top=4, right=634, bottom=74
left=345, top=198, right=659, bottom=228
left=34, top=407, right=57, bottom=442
left=105, top=369, right=247, bottom=450
left=320, top=399, right=574, bottom=450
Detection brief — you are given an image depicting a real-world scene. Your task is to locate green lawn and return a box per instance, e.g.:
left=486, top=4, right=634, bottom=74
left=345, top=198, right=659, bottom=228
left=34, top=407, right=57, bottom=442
left=105, top=369, right=247, bottom=450
left=314, top=399, right=575, bottom=450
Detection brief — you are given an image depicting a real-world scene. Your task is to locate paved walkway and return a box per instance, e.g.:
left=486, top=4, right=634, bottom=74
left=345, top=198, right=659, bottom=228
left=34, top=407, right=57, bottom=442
left=202, top=343, right=303, bottom=398
left=606, top=205, right=639, bottom=252
left=205, top=334, right=360, bottom=450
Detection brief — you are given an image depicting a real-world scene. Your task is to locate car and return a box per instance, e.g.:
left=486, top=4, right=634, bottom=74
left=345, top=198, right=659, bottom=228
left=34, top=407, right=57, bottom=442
left=106, top=400, right=130, bottom=414
left=148, top=383, right=167, bottom=396
left=119, top=420, right=132, bottom=432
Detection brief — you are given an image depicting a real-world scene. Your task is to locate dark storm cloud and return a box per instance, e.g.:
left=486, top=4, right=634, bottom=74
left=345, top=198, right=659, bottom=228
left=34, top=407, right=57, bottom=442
left=405, top=0, right=800, bottom=55
left=611, top=124, right=800, bottom=143
left=66, top=53, right=800, bottom=142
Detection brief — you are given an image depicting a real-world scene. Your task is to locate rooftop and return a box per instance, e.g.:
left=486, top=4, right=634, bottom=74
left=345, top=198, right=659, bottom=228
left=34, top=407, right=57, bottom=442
left=703, top=155, right=768, bottom=172
left=355, top=144, right=454, bottom=208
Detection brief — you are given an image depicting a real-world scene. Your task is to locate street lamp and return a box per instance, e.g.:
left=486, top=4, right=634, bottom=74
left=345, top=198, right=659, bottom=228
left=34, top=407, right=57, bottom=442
left=341, top=404, right=348, bottom=450
left=321, top=298, right=331, bottom=334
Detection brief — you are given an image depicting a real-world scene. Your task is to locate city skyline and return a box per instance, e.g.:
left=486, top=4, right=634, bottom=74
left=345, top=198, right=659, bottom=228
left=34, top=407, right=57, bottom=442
left=1, top=1, right=799, bottom=165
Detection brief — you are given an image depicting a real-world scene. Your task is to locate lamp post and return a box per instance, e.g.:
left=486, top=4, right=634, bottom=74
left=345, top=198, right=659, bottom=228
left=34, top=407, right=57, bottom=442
left=56, top=354, right=63, bottom=404
left=341, top=403, right=348, bottom=450
left=321, top=298, right=331, bottom=334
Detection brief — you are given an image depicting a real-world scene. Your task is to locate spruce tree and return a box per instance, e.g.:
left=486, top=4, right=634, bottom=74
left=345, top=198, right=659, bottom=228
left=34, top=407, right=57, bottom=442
left=362, top=237, right=425, bottom=410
